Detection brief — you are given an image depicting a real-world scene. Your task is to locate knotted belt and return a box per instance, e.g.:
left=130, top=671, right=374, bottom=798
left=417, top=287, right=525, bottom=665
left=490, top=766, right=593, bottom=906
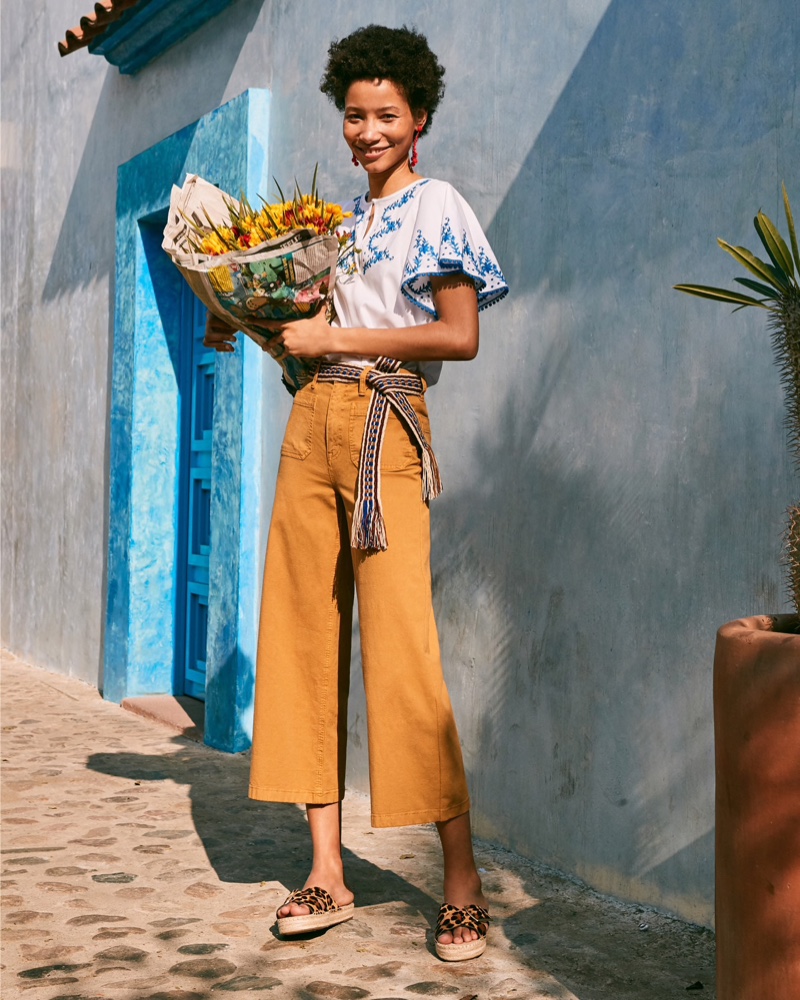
left=315, top=357, right=443, bottom=552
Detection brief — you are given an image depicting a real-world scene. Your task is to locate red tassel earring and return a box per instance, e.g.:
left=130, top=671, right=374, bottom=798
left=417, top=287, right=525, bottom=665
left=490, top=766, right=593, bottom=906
left=409, top=127, right=422, bottom=169
left=352, top=152, right=359, bottom=167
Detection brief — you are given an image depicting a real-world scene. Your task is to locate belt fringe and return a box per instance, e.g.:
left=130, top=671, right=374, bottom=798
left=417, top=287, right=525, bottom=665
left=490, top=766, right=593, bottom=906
left=315, top=358, right=442, bottom=552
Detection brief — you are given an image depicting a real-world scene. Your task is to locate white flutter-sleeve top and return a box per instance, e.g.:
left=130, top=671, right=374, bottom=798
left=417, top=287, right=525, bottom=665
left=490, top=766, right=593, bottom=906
left=329, top=177, right=508, bottom=387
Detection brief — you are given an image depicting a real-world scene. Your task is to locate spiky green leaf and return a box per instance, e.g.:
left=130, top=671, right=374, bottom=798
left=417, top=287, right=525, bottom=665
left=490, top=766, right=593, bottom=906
left=673, top=283, right=769, bottom=309
left=718, top=239, right=790, bottom=292
left=755, top=211, right=795, bottom=281
left=735, top=277, right=781, bottom=299
left=783, top=183, right=800, bottom=276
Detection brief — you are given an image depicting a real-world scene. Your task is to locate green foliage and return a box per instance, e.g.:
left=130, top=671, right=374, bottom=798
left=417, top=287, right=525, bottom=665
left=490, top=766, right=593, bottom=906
left=675, top=185, right=800, bottom=613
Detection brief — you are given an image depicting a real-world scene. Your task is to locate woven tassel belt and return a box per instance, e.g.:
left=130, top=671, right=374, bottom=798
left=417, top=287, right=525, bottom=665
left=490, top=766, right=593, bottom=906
left=314, top=357, right=443, bottom=552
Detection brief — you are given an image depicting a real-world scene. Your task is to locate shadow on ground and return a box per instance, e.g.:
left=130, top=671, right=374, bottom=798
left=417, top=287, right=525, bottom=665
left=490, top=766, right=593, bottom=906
left=88, top=740, right=438, bottom=918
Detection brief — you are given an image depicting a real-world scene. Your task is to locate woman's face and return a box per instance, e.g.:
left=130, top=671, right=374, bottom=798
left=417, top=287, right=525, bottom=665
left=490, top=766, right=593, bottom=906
left=343, top=78, right=426, bottom=178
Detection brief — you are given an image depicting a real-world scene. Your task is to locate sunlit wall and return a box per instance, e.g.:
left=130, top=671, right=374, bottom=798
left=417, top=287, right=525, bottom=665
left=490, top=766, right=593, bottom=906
left=3, top=0, right=798, bottom=924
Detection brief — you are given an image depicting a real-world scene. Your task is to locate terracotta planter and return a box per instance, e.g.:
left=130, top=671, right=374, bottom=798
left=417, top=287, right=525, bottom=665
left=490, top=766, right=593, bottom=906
left=714, top=614, right=800, bottom=999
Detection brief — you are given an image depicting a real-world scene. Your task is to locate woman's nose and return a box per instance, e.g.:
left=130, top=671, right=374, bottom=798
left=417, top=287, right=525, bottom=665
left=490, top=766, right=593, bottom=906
left=358, top=120, right=381, bottom=143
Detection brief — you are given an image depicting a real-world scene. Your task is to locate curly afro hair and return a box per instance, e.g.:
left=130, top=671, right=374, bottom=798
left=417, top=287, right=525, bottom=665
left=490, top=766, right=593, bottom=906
left=320, top=25, right=445, bottom=136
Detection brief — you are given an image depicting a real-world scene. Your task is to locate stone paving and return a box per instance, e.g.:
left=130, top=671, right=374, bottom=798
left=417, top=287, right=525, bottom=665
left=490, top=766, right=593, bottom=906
left=1, top=651, right=716, bottom=999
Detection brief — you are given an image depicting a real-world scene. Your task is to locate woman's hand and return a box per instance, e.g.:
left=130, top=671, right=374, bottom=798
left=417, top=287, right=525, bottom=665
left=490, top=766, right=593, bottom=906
left=251, top=309, right=336, bottom=360
left=204, top=312, right=240, bottom=354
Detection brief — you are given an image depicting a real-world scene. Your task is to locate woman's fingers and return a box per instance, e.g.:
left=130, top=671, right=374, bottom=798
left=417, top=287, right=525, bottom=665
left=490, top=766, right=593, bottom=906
left=248, top=318, right=285, bottom=335
left=261, top=337, right=286, bottom=359
left=204, top=311, right=239, bottom=352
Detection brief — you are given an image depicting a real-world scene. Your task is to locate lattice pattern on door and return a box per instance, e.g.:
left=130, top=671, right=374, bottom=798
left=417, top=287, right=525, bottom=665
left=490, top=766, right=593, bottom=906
left=177, top=293, right=215, bottom=700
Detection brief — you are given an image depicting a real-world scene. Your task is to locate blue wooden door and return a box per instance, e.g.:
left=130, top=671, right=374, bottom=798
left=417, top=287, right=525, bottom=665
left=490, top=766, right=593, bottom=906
left=176, top=292, right=215, bottom=700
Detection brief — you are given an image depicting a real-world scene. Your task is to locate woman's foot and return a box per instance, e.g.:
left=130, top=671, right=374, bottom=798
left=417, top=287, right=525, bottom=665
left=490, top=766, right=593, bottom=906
left=277, top=868, right=354, bottom=919
left=436, top=871, right=488, bottom=945
left=276, top=883, right=355, bottom=936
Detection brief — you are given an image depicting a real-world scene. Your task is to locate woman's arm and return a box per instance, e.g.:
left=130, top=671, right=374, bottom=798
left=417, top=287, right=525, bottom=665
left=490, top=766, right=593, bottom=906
left=327, top=274, right=479, bottom=360
left=203, top=274, right=480, bottom=360
left=256, top=273, right=480, bottom=361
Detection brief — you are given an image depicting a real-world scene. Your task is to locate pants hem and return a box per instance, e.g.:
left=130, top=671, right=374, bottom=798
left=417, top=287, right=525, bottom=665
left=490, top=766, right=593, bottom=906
left=370, top=796, right=471, bottom=829
left=248, top=784, right=344, bottom=804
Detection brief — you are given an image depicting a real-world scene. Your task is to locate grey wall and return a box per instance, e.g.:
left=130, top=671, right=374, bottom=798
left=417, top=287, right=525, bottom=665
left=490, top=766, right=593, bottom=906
left=2, top=0, right=798, bottom=924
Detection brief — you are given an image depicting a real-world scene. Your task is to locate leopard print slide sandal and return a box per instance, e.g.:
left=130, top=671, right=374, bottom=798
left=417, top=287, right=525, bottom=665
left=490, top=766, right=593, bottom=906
left=434, top=902, right=490, bottom=961
left=276, top=886, right=355, bottom=936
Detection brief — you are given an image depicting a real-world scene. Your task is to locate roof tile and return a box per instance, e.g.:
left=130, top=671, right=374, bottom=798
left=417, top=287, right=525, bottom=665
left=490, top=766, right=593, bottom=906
left=58, top=0, right=142, bottom=57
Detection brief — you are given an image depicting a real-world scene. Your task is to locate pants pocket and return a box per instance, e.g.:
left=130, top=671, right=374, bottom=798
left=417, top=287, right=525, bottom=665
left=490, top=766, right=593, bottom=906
left=280, top=390, right=316, bottom=460
left=349, top=394, right=431, bottom=471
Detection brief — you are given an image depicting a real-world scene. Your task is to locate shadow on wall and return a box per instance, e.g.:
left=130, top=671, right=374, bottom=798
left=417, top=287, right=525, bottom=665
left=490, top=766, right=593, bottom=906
left=433, top=0, right=797, bottom=920
left=42, top=0, right=265, bottom=305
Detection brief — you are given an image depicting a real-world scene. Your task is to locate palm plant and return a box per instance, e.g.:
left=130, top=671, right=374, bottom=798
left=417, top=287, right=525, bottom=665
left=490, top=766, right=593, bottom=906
left=675, top=184, right=800, bottom=615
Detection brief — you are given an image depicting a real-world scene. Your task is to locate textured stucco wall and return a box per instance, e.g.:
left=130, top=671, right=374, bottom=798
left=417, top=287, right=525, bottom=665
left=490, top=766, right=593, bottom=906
left=2, top=0, right=798, bottom=924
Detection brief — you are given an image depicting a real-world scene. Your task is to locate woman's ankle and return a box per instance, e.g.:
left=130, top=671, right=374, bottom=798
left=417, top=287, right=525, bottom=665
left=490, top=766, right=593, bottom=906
left=442, top=869, right=485, bottom=907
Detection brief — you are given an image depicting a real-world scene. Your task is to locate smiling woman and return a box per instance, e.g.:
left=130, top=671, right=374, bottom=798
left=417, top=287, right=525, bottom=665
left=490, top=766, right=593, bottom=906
left=205, top=23, right=508, bottom=962
left=344, top=79, right=427, bottom=175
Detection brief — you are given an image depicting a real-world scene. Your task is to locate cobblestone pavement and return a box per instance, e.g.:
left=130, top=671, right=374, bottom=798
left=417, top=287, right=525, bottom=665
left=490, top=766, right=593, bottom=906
left=1, top=651, right=716, bottom=999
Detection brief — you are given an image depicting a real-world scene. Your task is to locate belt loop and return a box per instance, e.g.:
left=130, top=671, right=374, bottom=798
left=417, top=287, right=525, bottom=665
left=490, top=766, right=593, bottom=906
left=358, top=366, right=371, bottom=397
left=310, top=360, right=322, bottom=389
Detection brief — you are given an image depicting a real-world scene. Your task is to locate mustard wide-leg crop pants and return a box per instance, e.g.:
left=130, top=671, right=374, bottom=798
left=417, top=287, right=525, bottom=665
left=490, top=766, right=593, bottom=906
left=248, top=376, right=470, bottom=828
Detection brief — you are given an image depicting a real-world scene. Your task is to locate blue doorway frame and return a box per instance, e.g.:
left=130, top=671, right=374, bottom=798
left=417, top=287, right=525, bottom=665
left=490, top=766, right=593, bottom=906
left=104, top=90, right=277, bottom=752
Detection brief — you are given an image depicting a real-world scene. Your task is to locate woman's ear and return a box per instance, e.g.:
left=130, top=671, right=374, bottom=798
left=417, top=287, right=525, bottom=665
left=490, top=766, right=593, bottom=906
left=415, top=110, right=428, bottom=132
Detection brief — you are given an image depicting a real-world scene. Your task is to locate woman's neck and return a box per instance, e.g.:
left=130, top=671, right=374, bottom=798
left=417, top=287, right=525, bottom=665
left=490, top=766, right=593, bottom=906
left=367, top=160, right=422, bottom=201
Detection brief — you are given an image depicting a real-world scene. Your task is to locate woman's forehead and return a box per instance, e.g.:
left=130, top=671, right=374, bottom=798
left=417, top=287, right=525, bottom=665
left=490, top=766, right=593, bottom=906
left=344, top=78, right=409, bottom=110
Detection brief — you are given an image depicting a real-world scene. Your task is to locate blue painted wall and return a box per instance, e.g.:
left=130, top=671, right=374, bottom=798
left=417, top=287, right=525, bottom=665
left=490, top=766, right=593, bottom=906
left=106, top=90, right=269, bottom=751
left=3, top=0, right=798, bottom=922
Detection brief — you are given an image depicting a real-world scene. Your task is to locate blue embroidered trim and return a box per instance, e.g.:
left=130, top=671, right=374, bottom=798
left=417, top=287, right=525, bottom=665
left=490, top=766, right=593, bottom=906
left=401, top=218, right=509, bottom=314
left=361, top=180, right=430, bottom=274
left=400, top=272, right=509, bottom=316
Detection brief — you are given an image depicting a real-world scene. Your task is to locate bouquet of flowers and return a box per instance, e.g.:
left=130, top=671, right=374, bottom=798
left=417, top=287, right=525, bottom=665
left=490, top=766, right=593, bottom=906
left=162, top=171, right=351, bottom=392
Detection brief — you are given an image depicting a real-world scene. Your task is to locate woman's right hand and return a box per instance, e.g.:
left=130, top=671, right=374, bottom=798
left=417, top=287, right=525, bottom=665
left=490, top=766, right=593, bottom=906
left=204, top=311, right=239, bottom=353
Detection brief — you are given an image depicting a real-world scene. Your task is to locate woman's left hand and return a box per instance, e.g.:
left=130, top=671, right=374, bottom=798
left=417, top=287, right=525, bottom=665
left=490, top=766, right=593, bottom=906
left=251, top=310, right=335, bottom=359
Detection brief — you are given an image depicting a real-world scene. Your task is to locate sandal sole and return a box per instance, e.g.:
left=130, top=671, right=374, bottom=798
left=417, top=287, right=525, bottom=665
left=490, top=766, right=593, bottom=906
left=277, top=902, right=355, bottom=936
left=435, top=936, right=487, bottom=961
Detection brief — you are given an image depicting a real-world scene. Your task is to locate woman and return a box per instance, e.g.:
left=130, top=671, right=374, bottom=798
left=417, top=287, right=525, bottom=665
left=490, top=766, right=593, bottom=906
left=205, top=24, right=508, bottom=961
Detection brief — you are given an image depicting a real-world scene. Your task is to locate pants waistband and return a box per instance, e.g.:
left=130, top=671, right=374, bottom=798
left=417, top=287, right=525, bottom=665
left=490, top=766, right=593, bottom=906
left=311, top=360, right=441, bottom=551
left=315, top=361, right=426, bottom=395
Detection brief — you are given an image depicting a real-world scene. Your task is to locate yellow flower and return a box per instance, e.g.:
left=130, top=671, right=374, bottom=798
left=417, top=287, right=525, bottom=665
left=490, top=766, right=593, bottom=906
left=182, top=176, right=352, bottom=256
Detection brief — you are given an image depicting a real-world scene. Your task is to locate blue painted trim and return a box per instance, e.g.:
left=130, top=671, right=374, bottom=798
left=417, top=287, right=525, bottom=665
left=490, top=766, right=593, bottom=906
left=203, top=92, right=273, bottom=753
left=89, top=0, right=236, bottom=76
left=106, top=89, right=269, bottom=753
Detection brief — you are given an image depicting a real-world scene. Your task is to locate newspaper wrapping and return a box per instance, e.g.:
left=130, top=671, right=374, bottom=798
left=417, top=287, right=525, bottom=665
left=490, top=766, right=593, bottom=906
left=162, top=174, right=339, bottom=394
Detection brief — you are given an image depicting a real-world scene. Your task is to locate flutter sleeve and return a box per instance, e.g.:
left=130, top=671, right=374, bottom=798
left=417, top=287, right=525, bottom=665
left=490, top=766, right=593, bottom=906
left=400, top=181, right=509, bottom=316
